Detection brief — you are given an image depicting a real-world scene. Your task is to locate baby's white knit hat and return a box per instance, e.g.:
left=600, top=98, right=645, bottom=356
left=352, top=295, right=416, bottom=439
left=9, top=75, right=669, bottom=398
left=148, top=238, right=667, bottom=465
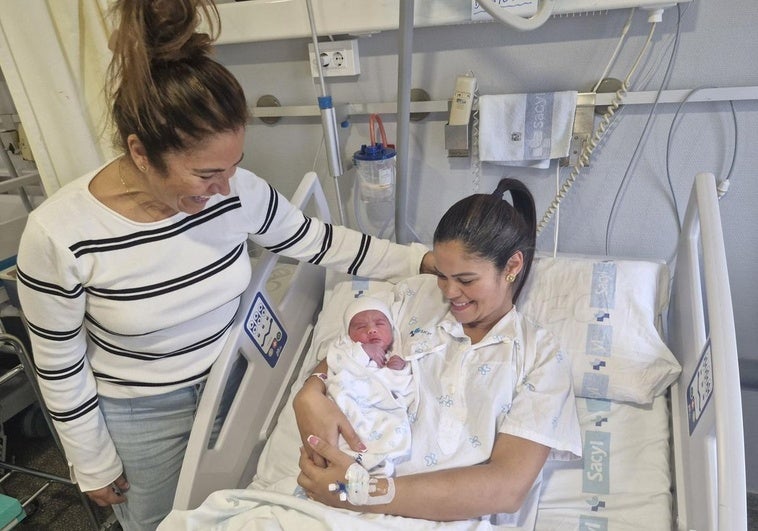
left=343, top=296, right=393, bottom=331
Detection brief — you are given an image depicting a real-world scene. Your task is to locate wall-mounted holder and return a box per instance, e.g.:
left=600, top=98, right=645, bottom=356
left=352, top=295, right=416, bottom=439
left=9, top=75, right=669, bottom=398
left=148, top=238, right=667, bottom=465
left=445, top=123, right=470, bottom=158
left=410, top=88, right=431, bottom=122
left=255, top=95, right=282, bottom=125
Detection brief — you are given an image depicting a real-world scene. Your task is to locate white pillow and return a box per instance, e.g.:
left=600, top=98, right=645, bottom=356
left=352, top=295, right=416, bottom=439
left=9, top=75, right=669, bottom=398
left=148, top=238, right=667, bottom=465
left=518, top=255, right=681, bottom=405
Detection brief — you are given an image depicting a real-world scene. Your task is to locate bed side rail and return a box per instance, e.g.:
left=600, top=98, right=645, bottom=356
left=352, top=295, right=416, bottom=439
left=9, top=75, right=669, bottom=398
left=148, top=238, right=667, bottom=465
left=668, top=172, right=746, bottom=530
left=173, top=172, right=331, bottom=510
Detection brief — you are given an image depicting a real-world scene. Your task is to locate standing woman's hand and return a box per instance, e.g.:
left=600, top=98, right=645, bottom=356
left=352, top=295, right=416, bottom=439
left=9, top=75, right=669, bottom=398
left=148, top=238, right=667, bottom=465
left=420, top=251, right=436, bottom=275
left=86, top=474, right=130, bottom=507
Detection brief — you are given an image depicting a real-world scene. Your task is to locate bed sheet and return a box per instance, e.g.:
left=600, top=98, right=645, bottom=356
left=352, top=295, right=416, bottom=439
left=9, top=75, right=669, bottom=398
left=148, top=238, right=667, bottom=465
left=536, top=395, right=672, bottom=530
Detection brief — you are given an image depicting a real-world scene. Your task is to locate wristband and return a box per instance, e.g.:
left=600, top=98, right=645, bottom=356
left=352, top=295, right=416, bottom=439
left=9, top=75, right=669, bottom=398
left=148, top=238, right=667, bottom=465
left=309, top=372, right=327, bottom=383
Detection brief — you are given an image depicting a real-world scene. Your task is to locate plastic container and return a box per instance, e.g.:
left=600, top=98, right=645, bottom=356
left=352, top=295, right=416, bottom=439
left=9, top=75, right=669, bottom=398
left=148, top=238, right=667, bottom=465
left=353, top=143, right=396, bottom=203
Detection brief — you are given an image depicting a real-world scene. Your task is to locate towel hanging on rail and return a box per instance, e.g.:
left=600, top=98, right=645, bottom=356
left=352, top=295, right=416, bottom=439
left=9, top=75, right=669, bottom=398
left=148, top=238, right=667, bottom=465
left=478, top=91, right=578, bottom=169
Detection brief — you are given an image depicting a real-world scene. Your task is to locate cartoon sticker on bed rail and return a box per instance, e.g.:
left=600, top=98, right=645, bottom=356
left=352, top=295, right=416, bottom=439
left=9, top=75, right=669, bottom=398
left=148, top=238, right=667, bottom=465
left=244, top=292, right=288, bottom=368
left=687, top=338, right=713, bottom=435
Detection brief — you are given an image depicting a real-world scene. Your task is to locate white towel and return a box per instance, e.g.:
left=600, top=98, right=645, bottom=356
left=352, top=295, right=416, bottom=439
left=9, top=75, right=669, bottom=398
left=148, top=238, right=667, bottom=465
left=478, top=91, right=578, bottom=169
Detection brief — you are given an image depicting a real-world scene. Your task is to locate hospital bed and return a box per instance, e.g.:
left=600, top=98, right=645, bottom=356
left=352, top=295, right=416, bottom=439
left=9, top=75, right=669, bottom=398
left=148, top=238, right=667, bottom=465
left=169, top=171, right=746, bottom=530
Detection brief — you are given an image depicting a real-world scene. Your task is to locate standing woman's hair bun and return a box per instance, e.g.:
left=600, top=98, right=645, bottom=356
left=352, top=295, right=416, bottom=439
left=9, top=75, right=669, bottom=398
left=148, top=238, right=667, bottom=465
left=145, top=0, right=217, bottom=62
left=107, top=0, right=220, bottom=113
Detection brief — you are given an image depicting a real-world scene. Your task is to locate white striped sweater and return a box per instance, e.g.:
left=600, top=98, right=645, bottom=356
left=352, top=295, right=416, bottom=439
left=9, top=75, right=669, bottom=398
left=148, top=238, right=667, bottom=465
left=16, top=165, right=427, bottom=490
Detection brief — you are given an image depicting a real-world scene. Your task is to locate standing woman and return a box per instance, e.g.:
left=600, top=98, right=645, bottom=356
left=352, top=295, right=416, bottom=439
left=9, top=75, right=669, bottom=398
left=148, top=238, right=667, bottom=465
left=16, top=1, right=429, bottom=529
left=296, top=178, right=581, bottom=524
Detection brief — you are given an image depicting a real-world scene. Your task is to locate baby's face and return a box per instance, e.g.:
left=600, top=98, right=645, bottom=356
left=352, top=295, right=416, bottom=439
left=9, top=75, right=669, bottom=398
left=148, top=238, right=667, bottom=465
left=348, top=310, right=393, bottom=351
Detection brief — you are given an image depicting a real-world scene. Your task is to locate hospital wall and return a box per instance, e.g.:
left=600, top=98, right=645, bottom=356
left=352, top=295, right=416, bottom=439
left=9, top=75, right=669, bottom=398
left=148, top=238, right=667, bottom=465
left=210, top=1, right=758, bottom=490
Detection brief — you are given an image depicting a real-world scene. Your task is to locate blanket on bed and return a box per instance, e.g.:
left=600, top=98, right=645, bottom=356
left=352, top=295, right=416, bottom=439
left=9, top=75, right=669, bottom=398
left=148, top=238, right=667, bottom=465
left=159, top=485, right=512, bottom=531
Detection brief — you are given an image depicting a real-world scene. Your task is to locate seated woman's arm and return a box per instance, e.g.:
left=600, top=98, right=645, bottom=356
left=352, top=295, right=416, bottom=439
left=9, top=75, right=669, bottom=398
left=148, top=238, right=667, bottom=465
left=298, top=431, right=550, bottom=519
left=292, top=359, right=366, bottom=467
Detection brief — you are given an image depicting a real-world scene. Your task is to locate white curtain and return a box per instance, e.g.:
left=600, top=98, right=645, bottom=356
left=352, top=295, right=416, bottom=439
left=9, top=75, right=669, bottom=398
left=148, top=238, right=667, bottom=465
left=0, top=0, right=116, bottom=195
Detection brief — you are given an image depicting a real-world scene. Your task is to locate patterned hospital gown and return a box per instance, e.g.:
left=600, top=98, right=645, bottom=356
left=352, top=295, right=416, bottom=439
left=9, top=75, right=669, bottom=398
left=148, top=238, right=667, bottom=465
left=391, top=275, right=582, bottom=527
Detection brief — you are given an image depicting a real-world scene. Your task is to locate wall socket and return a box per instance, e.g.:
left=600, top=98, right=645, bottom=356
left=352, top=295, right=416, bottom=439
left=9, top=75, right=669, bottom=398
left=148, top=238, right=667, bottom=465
left=308, top=39, right=360, bottom=78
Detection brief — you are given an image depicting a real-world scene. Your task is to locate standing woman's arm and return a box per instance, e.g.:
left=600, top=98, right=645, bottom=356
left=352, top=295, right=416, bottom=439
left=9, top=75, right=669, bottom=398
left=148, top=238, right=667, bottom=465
left=16, top=216, right=125, bottom=498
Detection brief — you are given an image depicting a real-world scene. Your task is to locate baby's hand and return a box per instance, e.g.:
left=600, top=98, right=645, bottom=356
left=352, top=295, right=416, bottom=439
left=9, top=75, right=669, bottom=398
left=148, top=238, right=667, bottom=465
left=385, top=355, right=407, bottom=370
left=361, top=343, right=386, bottom=367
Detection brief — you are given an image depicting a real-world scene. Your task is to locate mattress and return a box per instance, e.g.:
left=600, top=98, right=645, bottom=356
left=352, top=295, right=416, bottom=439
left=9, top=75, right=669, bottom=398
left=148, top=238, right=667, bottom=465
left=536, top=395, right=672, bottom=530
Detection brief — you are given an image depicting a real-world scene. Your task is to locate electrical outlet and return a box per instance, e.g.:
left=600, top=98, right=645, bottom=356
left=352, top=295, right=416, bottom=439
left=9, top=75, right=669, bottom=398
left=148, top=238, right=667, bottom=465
left=308, top=39, right=360, bottom=78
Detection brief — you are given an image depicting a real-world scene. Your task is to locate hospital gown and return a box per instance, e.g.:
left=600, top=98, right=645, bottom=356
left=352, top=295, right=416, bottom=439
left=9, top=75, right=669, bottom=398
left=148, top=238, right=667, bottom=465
left=392, top=275, right=583, bottom=527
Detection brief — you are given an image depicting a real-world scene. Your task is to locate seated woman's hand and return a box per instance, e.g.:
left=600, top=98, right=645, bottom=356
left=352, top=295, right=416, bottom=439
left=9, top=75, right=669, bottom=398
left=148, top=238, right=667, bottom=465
left=293, top=378, right=366, bottom=467
left=297, top=435, right=355, bottom=509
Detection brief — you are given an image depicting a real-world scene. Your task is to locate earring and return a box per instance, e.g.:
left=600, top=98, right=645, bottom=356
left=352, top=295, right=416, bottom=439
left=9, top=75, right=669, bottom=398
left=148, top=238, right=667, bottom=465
left=506, top=273, right=516, bottom=283
left=140, top=165, right=147, bottom=172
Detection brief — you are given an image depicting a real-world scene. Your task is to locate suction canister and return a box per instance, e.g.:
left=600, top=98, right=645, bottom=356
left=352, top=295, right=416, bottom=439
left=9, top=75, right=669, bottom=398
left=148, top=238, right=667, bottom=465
left=353, top=143, right=396, bottom=203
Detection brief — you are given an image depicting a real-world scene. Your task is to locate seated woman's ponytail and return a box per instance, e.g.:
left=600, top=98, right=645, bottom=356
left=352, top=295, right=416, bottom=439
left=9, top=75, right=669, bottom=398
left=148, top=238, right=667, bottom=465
left=434, top=177, right=537, bottom=303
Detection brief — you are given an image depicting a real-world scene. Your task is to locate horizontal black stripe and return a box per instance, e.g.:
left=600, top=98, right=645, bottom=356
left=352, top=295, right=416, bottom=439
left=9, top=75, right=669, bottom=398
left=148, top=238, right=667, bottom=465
left=70, top=198, right=241, bottom=257
left=266, top=216, right=311, bottom=254
left=92, top=366, right=211, bottom=388
left=26, top=320, right=82, bottom=342
left=48, top=394, right=99, bottom=423
left=86, top=244, right=245, bottom=301
left=84, top=314, right=151, bottom=338
left=16, top=266, right=83, bottom=299
left=348, top=234, right=370, bottom=275
left=309, top=223, right=332, bottom=265
left=88, top=316, right=234, bottom=361
left=255, top=184, right=278, bottom=235
left=35, top=356, right=86, bottom=381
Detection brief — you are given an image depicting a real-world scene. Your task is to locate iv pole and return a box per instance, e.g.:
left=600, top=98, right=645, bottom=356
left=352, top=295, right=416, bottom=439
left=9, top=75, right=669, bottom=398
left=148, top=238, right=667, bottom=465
left=305, top=0, right=347, bottom=224
left=395, top=0, right=414, bottom=244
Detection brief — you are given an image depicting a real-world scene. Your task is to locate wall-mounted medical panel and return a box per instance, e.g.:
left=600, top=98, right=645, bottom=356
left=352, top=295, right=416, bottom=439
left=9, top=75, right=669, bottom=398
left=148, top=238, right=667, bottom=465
left=214, top=0, right=693, bottom=45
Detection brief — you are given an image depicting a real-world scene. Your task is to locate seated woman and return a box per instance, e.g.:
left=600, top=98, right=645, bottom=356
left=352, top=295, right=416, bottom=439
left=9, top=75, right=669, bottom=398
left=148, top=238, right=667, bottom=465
left=295, top=178, right=582, bottom=526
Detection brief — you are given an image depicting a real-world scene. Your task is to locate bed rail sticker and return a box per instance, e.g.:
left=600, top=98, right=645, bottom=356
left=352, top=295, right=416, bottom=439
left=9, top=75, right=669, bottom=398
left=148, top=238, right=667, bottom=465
left=244, top=292, right=288, bottom=368
left=687, top=338, right=713, bottom=435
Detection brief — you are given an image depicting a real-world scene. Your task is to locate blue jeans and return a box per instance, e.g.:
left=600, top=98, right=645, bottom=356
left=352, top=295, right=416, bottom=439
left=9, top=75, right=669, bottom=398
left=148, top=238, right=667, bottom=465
left=99, top=384, right=204, bottom=531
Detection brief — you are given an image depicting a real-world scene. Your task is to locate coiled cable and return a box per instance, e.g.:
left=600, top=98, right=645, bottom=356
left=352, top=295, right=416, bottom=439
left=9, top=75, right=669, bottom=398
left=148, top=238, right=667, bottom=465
left=536, top=13, right=658, bottom=236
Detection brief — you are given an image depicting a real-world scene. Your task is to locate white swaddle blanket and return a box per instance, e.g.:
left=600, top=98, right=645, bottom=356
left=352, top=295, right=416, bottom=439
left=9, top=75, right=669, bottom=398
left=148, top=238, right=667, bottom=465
left=478, top=91, right=578, bottom=168
left=325, top=337, right=414, bottom=474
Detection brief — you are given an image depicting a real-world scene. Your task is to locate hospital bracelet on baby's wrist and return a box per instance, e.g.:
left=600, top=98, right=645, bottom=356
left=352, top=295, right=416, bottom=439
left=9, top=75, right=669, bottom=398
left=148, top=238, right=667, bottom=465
left=308, top=372, right=327, bottom=384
